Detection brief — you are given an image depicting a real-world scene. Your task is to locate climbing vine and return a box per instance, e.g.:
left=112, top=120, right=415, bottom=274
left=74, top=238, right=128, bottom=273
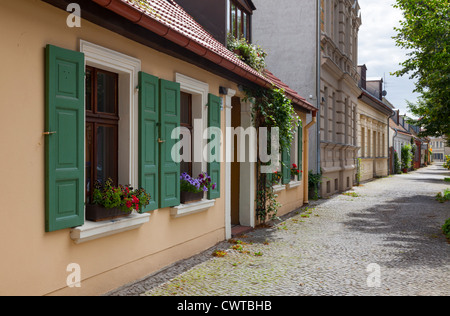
left=244, top=86, right=299, bottom=223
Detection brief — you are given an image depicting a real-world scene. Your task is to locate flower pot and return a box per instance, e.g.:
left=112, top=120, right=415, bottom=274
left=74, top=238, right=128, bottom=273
left=86, top=204, right=132, bottom=222
left=402, top=168, right=408, bottom=173
left=181, top=191, right=204, bottom=204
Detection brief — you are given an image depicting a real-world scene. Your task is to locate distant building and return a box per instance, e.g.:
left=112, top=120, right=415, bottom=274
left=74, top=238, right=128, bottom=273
left=253, top=0, right=362, bottom=197
left=356, top=65, right=394, bottom=181
left=429, top=136, right=450, bottom=162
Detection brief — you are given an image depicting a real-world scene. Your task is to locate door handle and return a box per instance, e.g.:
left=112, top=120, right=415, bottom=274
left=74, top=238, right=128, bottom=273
left=43, top=131, right=57, bottom=136
left=158, top=138, right=166, bottom=144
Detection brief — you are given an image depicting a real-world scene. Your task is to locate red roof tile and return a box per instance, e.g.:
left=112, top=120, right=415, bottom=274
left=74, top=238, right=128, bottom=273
left=91, top=0, right=316, bottom=112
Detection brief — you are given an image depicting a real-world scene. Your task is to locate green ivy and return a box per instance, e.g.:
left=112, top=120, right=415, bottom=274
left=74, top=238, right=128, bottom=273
left=244, top=86, right=299, bottom=151
left=244, top=86, right=299, bottom=222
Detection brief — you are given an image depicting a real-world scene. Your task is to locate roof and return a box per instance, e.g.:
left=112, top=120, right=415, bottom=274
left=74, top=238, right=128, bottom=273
left=389, top=118, right=411, bottom=136
left=359, top=89, right=394, bottom=116
left=91, top=0, right=316, bottom=112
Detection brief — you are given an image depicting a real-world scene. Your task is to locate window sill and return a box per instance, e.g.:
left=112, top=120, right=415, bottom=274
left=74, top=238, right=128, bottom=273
left=272, top=184, right=286, bottom=193
left=70, top=213, right=151, bottom=244
left=287, top=180, right=302, bottom=189
left=170, top=199, right=215, bottom=218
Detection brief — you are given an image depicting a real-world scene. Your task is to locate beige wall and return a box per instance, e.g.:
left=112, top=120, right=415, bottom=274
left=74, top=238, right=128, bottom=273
left=0, top=0, right=307, bottom=296
left=274, top=111, right=307, bottom=218
left=0, top=0, right=237, bottom=296
left=357, top=99, right=389, bottom=180
left=319, top=59, right=360, bottom=196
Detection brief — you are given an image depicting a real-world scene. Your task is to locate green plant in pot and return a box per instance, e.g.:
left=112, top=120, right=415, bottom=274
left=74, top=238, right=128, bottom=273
left=227, top=33, right=267, bottom=73
left=290, top=163, right=300, bottom=180
left=180, top=172, right=216, bottom=204
left=87, top=178, right=151, bottom=222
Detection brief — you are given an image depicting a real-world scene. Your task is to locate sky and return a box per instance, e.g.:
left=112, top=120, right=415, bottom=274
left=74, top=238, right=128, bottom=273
left=357, top=0, right=420, bottom=116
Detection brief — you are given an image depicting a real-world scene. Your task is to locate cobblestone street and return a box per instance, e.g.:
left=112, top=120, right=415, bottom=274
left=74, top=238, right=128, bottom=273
left=109, top=164, right=450, bottom=296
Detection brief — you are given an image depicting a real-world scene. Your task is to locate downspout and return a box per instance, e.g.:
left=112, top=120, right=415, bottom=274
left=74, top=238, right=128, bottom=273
left=316, top=0, right=322, bottom=174
left=387, top=110, right=396, bottom=175
left=304, top=111, right=318, bottom=204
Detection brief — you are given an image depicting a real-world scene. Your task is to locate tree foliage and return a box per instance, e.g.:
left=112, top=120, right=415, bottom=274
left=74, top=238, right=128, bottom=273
left=392, top=0, right=450, bottom=139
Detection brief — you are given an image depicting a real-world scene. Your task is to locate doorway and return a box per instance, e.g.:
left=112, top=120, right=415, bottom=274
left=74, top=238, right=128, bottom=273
left=231, top=96, right=241, bottom=225
left=229, top=96, right=255, bottom=236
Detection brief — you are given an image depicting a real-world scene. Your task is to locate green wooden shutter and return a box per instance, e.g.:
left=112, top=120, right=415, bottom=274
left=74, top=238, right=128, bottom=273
left=281, top=146, right=291, bottom=185
left=159, top=79, right=181, bottom=208
left=138, top=72, right=159, bottom=212
left=45, top=45, right=85, bottom=232
left=298, top=122, right=303, bottom=181
left=207, top=93, right=222, bottom=200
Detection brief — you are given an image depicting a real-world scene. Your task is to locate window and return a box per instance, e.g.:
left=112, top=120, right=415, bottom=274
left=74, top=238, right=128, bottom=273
left=180, top=92, right=193, bottom=176
left=323, top=87, right=328, bottom=141
left=175, top=73, right=213, bottom=198
left=230, top=1, right=251, bottom=41
left=85, top=66, right=119, bottom=203
left=361, top=127, right=365, bottom=157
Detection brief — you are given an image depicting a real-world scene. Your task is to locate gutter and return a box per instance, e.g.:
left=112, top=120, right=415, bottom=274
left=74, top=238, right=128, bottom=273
left=316, top=0, right=321, bottom=175
left=91, top=0, right=317, bottom=113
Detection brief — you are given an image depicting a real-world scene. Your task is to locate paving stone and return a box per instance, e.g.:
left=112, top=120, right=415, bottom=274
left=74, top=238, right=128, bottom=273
left=108, top=164, right=450, bottom=296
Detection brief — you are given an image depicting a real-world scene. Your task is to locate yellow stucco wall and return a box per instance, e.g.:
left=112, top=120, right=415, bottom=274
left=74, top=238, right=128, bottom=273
left=0, top=0, right=234, bottom=296
left=357, top=98, right=390, bottom=181
left=0, top=0, right=307, bottom=296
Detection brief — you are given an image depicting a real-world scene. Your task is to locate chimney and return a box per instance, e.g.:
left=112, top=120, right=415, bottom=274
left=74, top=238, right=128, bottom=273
left=378, top=79, right=383, bottom=100
left=397, top=110, right=400, bottom=125
left=358, top=65, right=367, bottom=90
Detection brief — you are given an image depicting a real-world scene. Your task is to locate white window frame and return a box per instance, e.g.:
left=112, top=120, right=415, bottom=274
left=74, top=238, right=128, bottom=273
left=171, top=73, right=215, bottom=218
left=80, top=40, right=141, bottom=189
left=71, top=40, right=149, bottom=244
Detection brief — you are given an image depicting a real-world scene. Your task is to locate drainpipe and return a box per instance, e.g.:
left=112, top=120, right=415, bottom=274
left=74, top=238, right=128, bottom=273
left=316, top=0, right=322, bottom=174
left=304, top=111, right=318, bottom=204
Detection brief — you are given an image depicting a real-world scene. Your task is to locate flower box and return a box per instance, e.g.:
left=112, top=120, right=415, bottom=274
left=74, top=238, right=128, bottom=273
left=88, top=178, right=151, bottom=222
left=86, top=204, right=132, bottom=222
left=180, top=172, right=216, bottom=203
left=180, top=191, right=204, bottom=204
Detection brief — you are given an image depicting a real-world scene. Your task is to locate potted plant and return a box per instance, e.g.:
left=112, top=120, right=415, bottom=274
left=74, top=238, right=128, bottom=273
left=271, top=171, right=282, bottom=186
left=86, top=178, right=151, bottom=222
left=180, top=172, right=216, bottom=204
left=290, top=163, right=300, bottom=180
left=227, top=33, right=267, bottom=73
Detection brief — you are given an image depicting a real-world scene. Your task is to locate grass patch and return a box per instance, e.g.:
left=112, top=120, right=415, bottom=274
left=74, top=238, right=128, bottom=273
left=443, top=219, right=450, bottom=240
left=436, top=189, right=450, bottom=203
left=342, top=192, right=360, bottom=197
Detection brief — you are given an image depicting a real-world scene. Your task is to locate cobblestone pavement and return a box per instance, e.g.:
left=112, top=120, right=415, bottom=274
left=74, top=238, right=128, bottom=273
left=108, top=164, right=450, bottom=296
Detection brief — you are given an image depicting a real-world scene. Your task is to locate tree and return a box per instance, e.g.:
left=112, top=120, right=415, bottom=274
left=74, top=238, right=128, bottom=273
left=392, top=0, right=450, bottom=140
